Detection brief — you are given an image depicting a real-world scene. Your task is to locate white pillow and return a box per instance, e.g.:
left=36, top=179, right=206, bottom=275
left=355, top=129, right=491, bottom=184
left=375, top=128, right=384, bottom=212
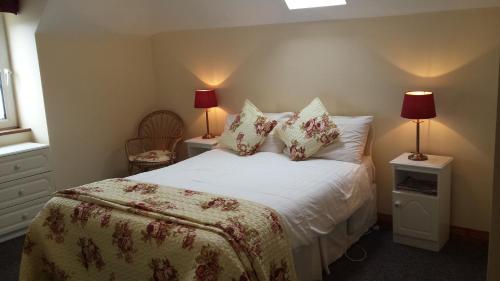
left=313, top=116, right=373, bottom=164
left=225, top=112, right=293, bottom=153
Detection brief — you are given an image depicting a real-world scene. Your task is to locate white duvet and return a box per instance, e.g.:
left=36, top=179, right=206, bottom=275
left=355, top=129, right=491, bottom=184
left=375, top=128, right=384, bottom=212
left=129, top=149, right=375, bottom=248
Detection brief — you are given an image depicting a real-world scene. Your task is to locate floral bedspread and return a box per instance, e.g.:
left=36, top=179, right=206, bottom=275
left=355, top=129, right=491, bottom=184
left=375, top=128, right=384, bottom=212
left=19, top=179, right=297, bottom=281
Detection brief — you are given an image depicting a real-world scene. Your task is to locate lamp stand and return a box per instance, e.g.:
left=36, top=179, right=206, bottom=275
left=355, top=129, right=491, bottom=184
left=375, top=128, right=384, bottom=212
left=202, top=108, right=215, bottom=139
left=408, top=119, right=428, bottom=161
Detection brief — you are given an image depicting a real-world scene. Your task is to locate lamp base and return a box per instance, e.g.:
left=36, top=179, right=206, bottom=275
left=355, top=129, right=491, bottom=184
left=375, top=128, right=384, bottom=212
left=408, top=153, right=428, bottom=161
left=202, top=133, right=215, bottom=139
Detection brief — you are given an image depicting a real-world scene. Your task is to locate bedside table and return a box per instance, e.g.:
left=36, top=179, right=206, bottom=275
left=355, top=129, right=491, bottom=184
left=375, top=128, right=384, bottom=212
left=185, top=137, right=219, bottom=158
left=390, top=153, right=453, bottom=252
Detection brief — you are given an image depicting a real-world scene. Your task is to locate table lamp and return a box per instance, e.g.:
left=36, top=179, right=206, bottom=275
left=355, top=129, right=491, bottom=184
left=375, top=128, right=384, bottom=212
left=401, top=91, right=436, bottom=161
left=194, top=89, right=218, bottom=139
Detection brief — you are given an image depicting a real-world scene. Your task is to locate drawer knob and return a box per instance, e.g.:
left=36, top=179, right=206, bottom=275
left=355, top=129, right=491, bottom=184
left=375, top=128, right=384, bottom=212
left=21, top=214, right=28, bottom=220
left=18, top=189, right=24, bottom=196
left=394, top=201, right=402, bottom=208
left=14, top=164, right=21, bottom=171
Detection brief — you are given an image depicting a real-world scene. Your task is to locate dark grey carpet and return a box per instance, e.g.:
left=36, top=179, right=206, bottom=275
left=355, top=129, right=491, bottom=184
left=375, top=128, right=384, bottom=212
left=0, top=235, right=25, bottom=281
left=0, top=229, right=488, bottom=281
left=326, top=229, right=488, bottom=281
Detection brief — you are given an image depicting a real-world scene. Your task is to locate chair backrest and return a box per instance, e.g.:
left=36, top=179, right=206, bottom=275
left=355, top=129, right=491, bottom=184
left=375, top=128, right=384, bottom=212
left=138, top=110, right=184, bottom=143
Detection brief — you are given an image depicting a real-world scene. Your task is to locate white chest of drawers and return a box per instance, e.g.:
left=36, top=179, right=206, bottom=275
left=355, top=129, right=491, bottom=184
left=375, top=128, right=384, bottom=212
left=0, top=142, right=54, bottom=242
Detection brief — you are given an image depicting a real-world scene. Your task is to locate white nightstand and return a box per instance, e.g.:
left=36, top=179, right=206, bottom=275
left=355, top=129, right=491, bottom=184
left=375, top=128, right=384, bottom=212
left=390, top=153, right=453, bottom=252
left=185, top=137, right=219, bottom=158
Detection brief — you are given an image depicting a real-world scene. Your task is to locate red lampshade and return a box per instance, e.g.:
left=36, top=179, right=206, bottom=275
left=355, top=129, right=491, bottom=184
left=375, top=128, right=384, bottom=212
left=194, top=89, right=218, bottom=109
left=401, top=91, right=436, bottom=120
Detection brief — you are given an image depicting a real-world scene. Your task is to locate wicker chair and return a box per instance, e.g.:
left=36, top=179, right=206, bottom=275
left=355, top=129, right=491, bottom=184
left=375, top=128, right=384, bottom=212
left=126, top=110, right=184, bottom=175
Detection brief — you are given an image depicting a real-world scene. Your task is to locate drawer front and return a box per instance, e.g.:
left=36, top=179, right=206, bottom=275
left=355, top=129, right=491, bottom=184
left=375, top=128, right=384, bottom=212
left=0, top=148, right=50, bottom=183
left=0, top=172, right=54, bottom=210
left=393, top=191, right=439, bottom=241
left=0, top=197, right=49, bottom=236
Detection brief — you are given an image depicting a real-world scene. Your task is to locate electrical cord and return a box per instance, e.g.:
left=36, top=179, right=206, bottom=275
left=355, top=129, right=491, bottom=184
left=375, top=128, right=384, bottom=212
left=343, top=225, right=379, bottom=262
left=344, top=244, right=368, bottom=262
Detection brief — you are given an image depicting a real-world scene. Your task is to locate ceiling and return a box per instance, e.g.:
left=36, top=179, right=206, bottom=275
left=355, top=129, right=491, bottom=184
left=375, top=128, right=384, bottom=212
left=39, top=0, right=500, bottom=35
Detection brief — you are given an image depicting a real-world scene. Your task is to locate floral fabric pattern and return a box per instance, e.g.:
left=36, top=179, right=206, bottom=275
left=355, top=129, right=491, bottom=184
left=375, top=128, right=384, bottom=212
left=71, top=202, right=112, bottom=228
left=177, top=225, right=197, bottom=250
left=282, top=113, right=300, bottom=129
left=129, top=197, right=177, bottom=212
left=123, top=183, right=159, bottom=195
left=19, top=178, right=297, bottom=281
left=269, top=260, right=291, bottom=281
left=129, top=150, right=173, bottom=163
left=41, top=255, right=70, bottom=281
left=220, top=100, right=278, bottom=156
left=43, top=207, right=66, bottom=243
left=236, top=132, right=261, bottom=156
left=216, top=216, right=262, bottom=259
left=141, top=220, right=197, bottom=249
left=194, top=246, right=223, bottom=281
left=277, top=98, right=340, bottom=161
left=183, top=190, right=202, bottom=197
left=150, top=258, right=179, bottom=281
left=301, top=113, right=339, bottom=143
left=23, top=234, right=35, bottom=255
left=230, top=113, right=244, bottom=132
left=201, top=197, right=240, bottom=211
left=77, top=237, right=106, bottom=270
left=264, top=208, right=285, bottom=238
left=289, top=140, right=306, bottom=161
left=112, top=221, right=136, bottom=263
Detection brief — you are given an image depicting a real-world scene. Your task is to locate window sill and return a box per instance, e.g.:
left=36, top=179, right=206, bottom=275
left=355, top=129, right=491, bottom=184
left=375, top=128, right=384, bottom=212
left=0, top=128, right=32, bottom=136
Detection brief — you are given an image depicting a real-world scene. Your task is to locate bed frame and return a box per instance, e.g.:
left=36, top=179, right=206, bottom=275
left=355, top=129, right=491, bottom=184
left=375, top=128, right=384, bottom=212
left=294, top=125, right=377, bottom=281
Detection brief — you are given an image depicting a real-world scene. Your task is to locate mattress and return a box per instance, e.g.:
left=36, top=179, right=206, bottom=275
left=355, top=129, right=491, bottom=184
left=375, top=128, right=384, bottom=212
left=129, top=148, right=374, bottom=248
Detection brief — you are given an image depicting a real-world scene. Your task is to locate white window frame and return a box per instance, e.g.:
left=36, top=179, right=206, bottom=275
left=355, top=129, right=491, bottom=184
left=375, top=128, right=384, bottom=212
left=0, top=15, right=17, bottom=129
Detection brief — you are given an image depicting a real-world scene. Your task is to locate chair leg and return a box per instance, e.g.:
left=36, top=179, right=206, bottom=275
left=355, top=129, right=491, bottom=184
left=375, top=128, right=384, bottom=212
left=128, top=163, right=134, bottom=175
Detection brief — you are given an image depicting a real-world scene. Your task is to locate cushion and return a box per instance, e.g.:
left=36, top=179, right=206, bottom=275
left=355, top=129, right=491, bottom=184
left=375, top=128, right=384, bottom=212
left=224, top=112, right=293, bottom=154
left=313, top=116, right=374, bottom=164
left=219, top=100, right=278, bottom=156
left=129, top=150, right=173, bottom=163
left=276, top=98, right=340, bottom=161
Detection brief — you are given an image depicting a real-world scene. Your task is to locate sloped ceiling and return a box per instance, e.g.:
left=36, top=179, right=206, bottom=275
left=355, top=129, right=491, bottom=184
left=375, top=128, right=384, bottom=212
left=39, top=0, right=500, bottom=35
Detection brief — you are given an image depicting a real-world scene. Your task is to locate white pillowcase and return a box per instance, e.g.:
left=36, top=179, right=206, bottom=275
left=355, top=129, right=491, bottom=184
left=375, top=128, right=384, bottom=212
left=313, top=116, right=374, bottom=164
left=225, top=112, right=293, bottom=153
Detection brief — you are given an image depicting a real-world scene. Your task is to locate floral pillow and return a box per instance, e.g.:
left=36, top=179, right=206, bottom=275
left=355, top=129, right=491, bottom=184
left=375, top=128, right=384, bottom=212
left=276, top=98, right=340, bottom=161
left=219, top=100, right=278, bottom=156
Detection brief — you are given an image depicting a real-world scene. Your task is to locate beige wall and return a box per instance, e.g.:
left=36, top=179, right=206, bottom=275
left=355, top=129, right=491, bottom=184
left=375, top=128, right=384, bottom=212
left=36, top=33, right=158, bottom=188
left=1, top=0, right=159, bottom=190
left=152, top=8, right=500, bottom=231
left=6, top=3, right=497, bottom=232
left=488, top=61, right=500, bottom=281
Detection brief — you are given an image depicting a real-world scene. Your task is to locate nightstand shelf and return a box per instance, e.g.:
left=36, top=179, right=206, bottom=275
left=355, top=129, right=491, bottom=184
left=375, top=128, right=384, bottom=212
left=390, top=153, right=453, bottom=252
left=185, top=137, right=219, bottom=158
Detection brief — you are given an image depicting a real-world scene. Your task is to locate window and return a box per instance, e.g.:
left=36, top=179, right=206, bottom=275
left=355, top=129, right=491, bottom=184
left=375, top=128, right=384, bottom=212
left=0, top=15, right=16, bottom=129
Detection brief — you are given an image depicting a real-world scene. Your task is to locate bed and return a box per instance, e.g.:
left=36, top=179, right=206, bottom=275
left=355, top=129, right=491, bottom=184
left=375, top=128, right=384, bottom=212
left=130, top=147, right=377, bottom=281
left=19, top=111, right=376, bottom=281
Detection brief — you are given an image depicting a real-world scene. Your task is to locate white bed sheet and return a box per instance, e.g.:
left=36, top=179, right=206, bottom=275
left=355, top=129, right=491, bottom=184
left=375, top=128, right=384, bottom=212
left=129, top=148, right=374, bottom=248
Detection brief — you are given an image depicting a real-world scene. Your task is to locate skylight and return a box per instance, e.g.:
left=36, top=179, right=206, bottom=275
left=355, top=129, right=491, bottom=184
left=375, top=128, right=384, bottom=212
left=284, top=0, right=347, bottom=10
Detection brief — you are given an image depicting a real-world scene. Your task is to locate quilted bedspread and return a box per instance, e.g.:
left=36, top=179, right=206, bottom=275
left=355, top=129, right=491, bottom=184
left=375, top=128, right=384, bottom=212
left=19, top=178, right=297, bottom=281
